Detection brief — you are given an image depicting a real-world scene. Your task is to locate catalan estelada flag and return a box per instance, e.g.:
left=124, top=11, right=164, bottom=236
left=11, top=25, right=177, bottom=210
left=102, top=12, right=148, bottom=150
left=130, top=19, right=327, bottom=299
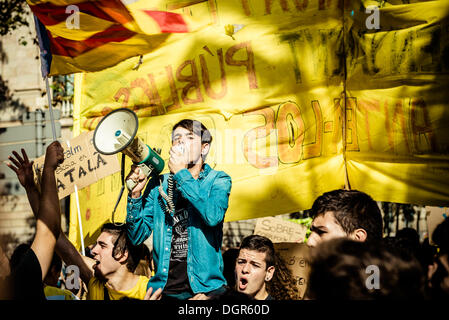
left=26, top=0, right=204, bottom=76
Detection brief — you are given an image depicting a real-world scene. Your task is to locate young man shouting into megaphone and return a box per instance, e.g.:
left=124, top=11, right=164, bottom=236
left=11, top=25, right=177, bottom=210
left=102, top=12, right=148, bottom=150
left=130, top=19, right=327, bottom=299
left=126, top=119, right=232, bottom=300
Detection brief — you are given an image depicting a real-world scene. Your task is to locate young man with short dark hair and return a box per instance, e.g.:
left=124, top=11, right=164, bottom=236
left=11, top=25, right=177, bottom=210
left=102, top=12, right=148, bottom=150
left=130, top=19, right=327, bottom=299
left=235, top=235, right=276, bottom=300
left=126, top=119, right=232, bottom=300
left=85, top=223, right=149, bottom=300
left=307, top=189, right=383, bottom=248
left=54, top=222, right=161, bottom=300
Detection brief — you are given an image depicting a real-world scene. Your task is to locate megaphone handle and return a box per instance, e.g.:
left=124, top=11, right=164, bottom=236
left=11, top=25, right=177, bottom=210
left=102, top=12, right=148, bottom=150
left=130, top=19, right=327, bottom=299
left=126, top=163, right=153, bottom=192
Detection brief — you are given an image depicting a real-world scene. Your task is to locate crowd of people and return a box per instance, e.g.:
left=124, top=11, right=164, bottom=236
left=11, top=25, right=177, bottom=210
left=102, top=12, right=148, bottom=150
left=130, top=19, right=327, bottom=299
left=1, top=119, right=448, bottom=301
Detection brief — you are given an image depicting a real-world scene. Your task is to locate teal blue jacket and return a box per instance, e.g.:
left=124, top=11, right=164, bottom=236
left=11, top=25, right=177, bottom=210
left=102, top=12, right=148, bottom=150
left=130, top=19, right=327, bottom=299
left=126, top=164, right=232, bottom=294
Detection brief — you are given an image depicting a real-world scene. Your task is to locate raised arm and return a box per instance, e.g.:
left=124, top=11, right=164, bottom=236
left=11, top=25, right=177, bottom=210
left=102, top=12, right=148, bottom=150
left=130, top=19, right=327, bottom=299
left=7, top=149, right=40, bottom=216
left=30, top=141, right=63, bottom=280
left=8, top=148, right=93, bottom=284
left=55, top=233, right=94, bottom=285
left=126, top=165, right=158, bottom=245
left=126, top=187, right=156, bottom=246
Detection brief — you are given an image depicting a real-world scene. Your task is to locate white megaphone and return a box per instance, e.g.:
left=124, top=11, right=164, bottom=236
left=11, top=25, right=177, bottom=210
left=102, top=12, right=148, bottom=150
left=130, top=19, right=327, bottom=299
left=93, top=108, right=164, bottom=191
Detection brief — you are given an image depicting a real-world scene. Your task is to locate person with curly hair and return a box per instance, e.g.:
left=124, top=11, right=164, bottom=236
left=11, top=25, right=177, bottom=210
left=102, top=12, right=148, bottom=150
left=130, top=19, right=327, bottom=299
left=266, top=252, right=300, bottom=300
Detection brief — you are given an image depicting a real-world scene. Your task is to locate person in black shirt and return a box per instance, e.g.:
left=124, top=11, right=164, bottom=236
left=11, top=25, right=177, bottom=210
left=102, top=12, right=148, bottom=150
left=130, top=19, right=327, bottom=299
left=1, top=142, right=64, bottom=299
left=126, top=119, right=232, bottom=300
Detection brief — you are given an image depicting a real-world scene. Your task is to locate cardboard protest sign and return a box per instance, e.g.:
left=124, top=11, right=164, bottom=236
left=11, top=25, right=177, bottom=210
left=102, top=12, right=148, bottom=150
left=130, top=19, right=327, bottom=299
left=254, top=217, right=307, bottom=243
left=273, top=242, right=310, bottom=300
left=426, top=206, right=448, bottom=245
left=33, top=131, right=120, bottom=199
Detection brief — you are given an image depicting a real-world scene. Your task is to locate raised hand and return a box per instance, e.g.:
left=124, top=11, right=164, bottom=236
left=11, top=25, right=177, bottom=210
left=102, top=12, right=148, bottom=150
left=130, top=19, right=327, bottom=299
left=126, top=164, right=149, bottom=198
left=168, top=144, right=189, bottom=174
left=7, top=148, right=35, bottom=189
left=44, top=141, right=64, bottom=171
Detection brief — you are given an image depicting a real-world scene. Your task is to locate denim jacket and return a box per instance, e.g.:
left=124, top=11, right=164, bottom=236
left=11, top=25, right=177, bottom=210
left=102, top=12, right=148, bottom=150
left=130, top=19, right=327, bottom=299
left=126, top=164, right=232, bottom=294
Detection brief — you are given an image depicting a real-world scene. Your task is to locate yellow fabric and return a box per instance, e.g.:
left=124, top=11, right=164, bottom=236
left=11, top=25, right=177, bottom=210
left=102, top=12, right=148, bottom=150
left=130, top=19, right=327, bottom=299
left=69, top=0, right=449, bottom=248
left=44, top=286, right=78, bottom=300
left=87, top=276, right=149, bottom=300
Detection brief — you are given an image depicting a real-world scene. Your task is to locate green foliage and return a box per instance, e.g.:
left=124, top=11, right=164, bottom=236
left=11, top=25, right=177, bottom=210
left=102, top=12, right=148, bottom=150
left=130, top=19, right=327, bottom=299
left=50, top=75, right=74, bottom=106
left=288, top=217, right=313, bottom=241
left=0, top=0, right=29, bottom=36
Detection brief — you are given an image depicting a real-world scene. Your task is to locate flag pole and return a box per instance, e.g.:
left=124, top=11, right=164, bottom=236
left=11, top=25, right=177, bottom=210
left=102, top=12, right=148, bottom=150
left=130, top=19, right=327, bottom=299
left=74, top=184, right=86, bottom=256
left=45, top=76, right=58, bottom=141
left=33, top=14, right=57, bottom=141
left=67, top=140, right=86, bottom=256
left=33, top=14, right=85, bottom=255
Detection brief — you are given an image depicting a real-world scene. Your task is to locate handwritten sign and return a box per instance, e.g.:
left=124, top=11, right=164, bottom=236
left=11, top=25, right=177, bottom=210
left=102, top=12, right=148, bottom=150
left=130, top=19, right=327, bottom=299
left=273, top=242, right=310, bottom=300
left=253, top=217, right=307, bottom=243
left=33, top=131, right=120, bottom=199
left=426, top=206, right=449, bottom=245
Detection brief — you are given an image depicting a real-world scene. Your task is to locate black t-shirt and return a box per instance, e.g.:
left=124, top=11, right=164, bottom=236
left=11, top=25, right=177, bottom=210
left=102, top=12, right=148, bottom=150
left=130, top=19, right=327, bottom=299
left=164, top=196, right=191, bottom=295
left=1, top=248, right=46, bottom=300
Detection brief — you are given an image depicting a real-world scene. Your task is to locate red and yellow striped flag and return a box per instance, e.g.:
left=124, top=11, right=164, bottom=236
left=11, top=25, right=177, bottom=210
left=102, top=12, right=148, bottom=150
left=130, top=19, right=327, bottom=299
left=26, top=0, right=206, bottom=75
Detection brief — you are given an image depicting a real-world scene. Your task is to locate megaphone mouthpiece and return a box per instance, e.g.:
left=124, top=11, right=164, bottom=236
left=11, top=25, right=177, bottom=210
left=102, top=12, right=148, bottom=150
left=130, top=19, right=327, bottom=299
left=115, top=130, right=133, bottom=151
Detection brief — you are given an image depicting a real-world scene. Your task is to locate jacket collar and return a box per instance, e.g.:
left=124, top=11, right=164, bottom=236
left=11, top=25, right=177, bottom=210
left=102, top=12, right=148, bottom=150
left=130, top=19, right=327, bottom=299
left=198, top=163, right=212, bottom=180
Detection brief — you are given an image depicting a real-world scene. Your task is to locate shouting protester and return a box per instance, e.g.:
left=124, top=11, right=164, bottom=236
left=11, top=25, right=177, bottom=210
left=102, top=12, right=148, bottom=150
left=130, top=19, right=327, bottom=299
left=235, top=235, right=276, bottom=300
left=126, top=119, right=232, bottom=300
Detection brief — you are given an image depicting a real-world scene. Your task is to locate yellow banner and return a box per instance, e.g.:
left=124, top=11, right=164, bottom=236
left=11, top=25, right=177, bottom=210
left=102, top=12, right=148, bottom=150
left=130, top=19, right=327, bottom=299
left=69, top=0, right=449, bottom=248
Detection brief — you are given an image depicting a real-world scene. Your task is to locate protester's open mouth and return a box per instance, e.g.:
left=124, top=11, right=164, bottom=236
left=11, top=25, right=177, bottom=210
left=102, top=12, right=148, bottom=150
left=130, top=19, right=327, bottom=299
left=238, top=277, right=248, bottom=291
